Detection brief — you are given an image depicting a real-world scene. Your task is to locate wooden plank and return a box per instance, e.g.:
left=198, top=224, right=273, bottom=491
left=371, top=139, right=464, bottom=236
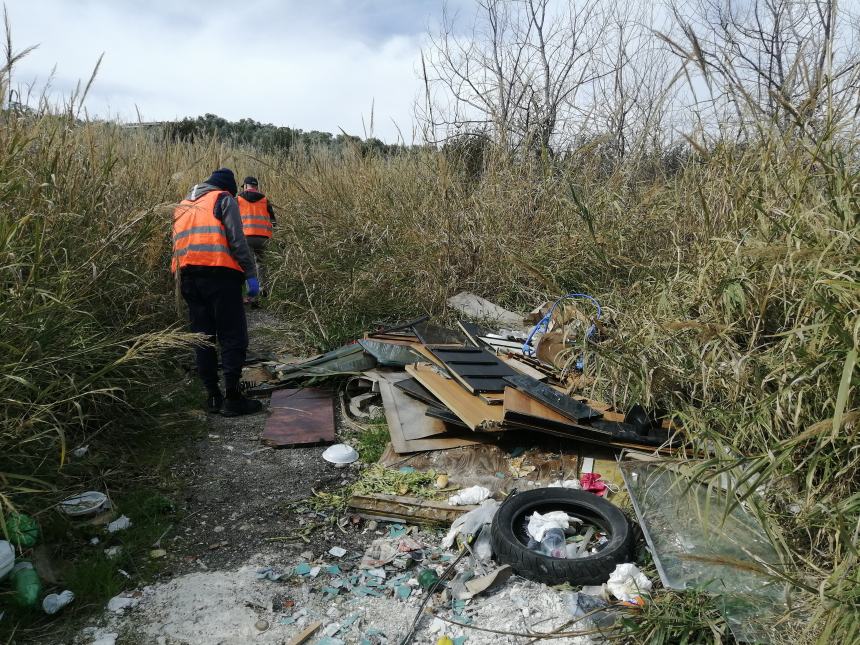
left=348, top=493, right=476, bottom=526
left=378, top=378, right=485, bottom=451
left=504, top=374, right=602, bottom=422
left=406, top=363, right=505, bottom=432
left=287, top=621, right=322, bottom=645
left=498, top=354, right=547, bottom=381
left=456, top=320, right=486, bottom=348
left=262, top=388, right=336, bottom=447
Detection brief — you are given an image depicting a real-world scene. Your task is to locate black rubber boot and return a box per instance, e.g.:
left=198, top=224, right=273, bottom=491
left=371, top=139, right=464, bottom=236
left=222, top=394, right=264, bottom=417
left=206, top=390, right=224, bottom=414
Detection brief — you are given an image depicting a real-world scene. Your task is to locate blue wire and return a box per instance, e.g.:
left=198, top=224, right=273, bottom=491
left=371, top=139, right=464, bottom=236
left=522, top=293, right=602, bottom=357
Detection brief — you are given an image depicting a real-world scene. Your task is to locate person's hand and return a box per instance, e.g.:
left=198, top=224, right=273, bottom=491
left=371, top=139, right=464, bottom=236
left=246, top=277, right=260, bottom=297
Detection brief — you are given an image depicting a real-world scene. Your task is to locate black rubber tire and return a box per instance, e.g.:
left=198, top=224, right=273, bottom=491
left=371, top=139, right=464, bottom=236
left=490, top=488, right=633, bottom=586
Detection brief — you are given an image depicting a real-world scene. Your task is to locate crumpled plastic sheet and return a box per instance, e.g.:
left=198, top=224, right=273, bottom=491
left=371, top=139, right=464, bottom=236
left=442, top=499, right=500, bottom=548
left=448, top=485, right=491, bottom=506
left=526, top=510, right=582, bottom=542
left=621, top=460, right=788, bottom=643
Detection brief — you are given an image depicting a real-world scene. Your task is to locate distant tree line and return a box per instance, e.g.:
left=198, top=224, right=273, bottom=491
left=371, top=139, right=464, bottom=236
left=164, top=113, right=405, bottom=156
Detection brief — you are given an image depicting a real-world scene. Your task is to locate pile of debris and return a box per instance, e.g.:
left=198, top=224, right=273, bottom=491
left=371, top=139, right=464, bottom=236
left=253, top=291, right=679, bottom=454
left=233, top=292, right=787, bottom=643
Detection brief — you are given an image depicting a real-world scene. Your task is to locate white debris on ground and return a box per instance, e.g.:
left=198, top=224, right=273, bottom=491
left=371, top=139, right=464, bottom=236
left=74, top=560, right=595, bottom=645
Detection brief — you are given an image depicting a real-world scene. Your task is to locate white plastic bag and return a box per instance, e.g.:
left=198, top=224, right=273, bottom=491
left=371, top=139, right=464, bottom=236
left=526, top=510, right=581, bottom=542
left=447, top=485, right=491, bottom=506
left=606, top=563, right=652, bottom=603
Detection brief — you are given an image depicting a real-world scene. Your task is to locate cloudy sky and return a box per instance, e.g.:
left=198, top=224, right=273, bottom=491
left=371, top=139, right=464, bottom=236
left=8, top=0, right=466, bottom=142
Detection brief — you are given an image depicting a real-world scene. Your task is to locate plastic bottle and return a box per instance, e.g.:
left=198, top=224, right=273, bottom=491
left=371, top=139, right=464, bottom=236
left=11, top=561, right=42, bottom=608
left=538, top=527, right=566, bottom=558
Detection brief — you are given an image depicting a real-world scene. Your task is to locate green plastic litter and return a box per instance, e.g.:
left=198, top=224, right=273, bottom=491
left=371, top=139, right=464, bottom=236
left=398, top=466, right=416, bottom=474
left=323, top=586, right=341, bottom=595
left=326, top=565, right=341, bottom=575
left=495, top=472, right=506, bottom=478
left=294, top=563, right=311, bottom=575
left=5, top=514, right=39, bottom=548
left=352, top=586, right=382, bottom=597
left=454, top=636, right=468, bottom=645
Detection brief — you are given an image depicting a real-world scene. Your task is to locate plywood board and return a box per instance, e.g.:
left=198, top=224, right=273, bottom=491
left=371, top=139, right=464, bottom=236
left=406, top=363, right=505, bottom=432
left=263, top=388, right=336, bottom=447
left=378, top=378, right=485, bottom=452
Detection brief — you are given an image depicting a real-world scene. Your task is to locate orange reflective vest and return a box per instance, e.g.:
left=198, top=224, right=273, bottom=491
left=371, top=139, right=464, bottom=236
left=237, top=194, right=273, bottom=239
left=171, top=190, right=243, bottom=273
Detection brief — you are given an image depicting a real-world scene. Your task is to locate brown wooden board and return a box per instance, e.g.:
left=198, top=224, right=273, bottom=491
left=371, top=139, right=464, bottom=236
left=498, top=354, right=547, bottom=381
left=378, top=378, right=486, bottom=452
left=263, top=388, right=336, bottom=447
left=348, top=494, right=476, bottom=526
left=406, top=363, right=505, bottom=432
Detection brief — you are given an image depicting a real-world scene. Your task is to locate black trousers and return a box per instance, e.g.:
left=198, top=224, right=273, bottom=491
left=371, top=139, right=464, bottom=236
left=180, top=271, right=248, bottom=393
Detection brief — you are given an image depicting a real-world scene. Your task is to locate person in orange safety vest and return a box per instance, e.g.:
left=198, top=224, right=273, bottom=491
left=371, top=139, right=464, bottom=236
left=236, top=176, right=276, bottom=305
left=172, top=167, right=263, bottom=417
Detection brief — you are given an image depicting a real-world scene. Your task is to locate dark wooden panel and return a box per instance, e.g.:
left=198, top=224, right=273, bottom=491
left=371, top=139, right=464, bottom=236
left=262, top=388, right=336, bottom=447
left=394, top=377, right=440, bottom=407
left=425, top=406, right=470, bottom=429
left=503, top=374, right=602, bottom=422
left=428, top=346, right=518, bottom=393
left=428, top=347, right=498, bottom=364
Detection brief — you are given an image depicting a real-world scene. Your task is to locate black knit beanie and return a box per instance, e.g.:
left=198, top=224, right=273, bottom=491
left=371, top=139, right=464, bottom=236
left=206, top=168, right=238, bottom=196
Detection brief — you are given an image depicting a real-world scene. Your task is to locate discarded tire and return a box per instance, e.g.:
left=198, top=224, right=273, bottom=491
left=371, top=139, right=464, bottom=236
left=490, top=488, right=633, bottom=586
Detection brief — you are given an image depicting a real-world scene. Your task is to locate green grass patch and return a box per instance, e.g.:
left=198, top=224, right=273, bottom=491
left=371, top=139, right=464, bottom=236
left=355, top=420, right=390, bottom=464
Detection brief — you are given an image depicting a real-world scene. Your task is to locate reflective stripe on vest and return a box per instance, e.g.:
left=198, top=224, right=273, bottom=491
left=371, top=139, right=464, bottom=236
left=237, top=195, right=273, bottom=239
left=171, top=191, right=243, bottom=273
